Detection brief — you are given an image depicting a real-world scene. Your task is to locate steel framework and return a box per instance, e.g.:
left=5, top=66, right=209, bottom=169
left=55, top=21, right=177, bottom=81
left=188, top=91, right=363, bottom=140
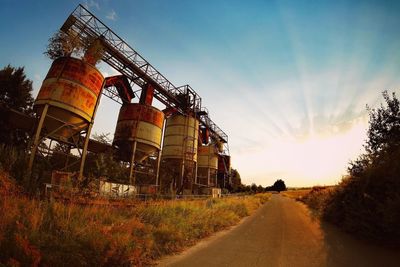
left=61, top=4, right=228, bottom=144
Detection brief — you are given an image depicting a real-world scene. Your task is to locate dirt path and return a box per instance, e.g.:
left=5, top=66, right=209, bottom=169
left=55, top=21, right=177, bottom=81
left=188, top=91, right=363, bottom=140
left=157, top=194, right=399, bottom=267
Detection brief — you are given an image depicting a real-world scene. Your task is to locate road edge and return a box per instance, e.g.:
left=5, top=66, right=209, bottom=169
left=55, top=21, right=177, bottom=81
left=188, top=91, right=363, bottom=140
left=155, top=200, right=269, bottom=266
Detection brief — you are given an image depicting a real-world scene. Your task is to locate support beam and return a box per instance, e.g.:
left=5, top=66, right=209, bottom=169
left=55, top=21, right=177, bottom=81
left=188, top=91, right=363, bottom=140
left=28, top=104, right=49, bottom=174
left=129, top=140, right=137, bottom=185
left=78, top=126, right=92, bottom=181
left=155, top=149, right=162, bottom=189
left=78, top=79, right=105, bottom=181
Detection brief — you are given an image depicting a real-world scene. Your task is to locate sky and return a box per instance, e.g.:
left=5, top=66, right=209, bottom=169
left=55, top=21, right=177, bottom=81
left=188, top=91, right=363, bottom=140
left=1, top=0, right=400, bottom=187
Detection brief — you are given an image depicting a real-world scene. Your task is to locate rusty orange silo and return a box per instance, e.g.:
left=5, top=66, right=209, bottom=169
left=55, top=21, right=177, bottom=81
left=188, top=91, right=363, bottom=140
left=34, top=57, right=104, bottom=140
left=113, top=103, right=164, bottom=163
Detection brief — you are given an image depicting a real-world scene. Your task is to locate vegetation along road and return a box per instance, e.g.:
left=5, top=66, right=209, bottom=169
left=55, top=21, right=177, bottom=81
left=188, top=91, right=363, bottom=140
left=158, top=194, right=399, bottom=267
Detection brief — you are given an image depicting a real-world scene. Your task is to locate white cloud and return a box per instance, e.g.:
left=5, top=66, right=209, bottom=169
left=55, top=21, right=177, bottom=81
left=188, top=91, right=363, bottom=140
left=84, top=0, right=100, bottom=10
left=106, top=10, right=117, bottom=21
left=97, top=62, right=121, bottom=77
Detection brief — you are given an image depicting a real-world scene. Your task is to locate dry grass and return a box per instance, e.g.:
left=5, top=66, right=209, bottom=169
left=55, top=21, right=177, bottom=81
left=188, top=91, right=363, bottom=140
left=299, top=186, right=336, bottom=214
left=281, top=189, right=311, bottom=200
left=0, top=172, right=270, bottom=266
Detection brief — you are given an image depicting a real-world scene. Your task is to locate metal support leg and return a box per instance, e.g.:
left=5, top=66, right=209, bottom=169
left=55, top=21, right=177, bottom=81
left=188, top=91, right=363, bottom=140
left=28, top=104, right=49, bottom=175
left=155, top=149, right=162, bottom=188
left=64, top=145, right=71, bottom=170
left=78, top=79, right=105, bottom=182
left=180, top=160, right=185, bottom=193
left=78, top=123, right=94, bottom=181
left=129, top=141, right=137, bottom=185
left=207, top=167, right=210, bottom=187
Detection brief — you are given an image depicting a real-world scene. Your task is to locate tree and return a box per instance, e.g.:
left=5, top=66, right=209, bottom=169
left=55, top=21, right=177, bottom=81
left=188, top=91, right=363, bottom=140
left=45, top=30, right=104, bottom=65
left=348, top=91, right=400, bottom=176
left=366, top=91, right=400, bottom=156
left=0, top=65, right=33, bottom=113
left=230, top=168, right=242, bottom=192
left=92, top=132, right=112, bottom=144
left=44, top=30, right=84, bottom=60
left=272, top=179, right=286, bottom=192
left=250, top=183, right=257, bottom=193
left=0, top=65, right=34, bottom=147
left=84, top=132, right=129, bottom=184
left=325, top=91, right=400, bottom=244
left=257, top=185, right=264, bottom=193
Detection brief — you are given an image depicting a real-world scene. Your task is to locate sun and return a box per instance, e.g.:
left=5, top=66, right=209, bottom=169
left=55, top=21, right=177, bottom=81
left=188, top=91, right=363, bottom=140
left=234, top=118, right=368, bottom=187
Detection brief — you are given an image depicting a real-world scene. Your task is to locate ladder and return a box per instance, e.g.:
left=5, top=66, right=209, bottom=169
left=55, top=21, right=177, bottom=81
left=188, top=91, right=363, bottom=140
left=178, top=112, right=197, bottom=194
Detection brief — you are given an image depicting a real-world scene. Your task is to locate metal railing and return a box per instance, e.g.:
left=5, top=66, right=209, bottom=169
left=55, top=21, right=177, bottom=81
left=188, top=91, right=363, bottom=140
left=44, top=183, right=249, bottom=202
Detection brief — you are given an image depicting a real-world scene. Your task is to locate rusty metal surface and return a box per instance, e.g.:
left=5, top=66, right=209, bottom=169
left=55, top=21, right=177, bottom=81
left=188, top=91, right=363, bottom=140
left=113, top=103, right=164, bottom=162
left=117, top=103, right=164, bottom=128
left=45, top=57, right=103, bottom=94
left=104, top=75, right=134, bottom=103
left=35, top=57, right=104, bottom=125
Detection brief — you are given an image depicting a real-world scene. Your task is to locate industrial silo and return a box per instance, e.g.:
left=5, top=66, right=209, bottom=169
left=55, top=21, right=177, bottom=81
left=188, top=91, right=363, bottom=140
left=160, top=114, right=199, bottom=195
left=34, top=57, right=104, bottom=141
left=28, top=56, right=105, bottom=181
left=113, top=103, right=165, bottom=186
left=197, top=144, right=218, bottom=190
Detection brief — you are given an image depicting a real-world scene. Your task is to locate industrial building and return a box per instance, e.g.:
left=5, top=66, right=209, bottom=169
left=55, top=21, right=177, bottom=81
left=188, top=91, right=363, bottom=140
left=13, top=4, right=231, bottom=197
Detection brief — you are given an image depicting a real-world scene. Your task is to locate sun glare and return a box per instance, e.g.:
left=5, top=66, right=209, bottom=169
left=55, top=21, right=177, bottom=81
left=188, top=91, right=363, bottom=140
left=236, top=118, right=368, bottom=187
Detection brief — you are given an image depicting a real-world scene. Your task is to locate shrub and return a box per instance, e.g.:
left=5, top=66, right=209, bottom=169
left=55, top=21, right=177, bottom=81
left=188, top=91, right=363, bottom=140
left=299, top=92, right=400, bottom=245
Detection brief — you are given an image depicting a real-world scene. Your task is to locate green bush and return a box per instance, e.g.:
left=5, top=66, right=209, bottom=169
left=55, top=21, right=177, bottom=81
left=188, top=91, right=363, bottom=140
left=301, top=92, right=400, bottom=245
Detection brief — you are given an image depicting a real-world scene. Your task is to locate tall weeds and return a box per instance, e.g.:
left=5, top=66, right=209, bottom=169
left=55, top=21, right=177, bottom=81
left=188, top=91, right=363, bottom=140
left=0, top=173, right=268, bottom=266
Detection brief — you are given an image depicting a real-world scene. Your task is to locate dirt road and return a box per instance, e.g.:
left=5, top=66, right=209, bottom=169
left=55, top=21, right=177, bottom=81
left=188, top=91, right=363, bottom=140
left=157, top=194, right=399, bottom=267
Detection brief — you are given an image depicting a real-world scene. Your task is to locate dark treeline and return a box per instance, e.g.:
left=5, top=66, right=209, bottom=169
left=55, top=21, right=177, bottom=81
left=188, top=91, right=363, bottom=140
left=228, top=169, right=287, bottom=194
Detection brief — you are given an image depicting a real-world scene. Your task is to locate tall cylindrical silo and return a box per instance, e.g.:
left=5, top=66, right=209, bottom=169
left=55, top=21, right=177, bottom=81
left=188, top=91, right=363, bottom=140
left=160, top=114, right=199, bottom=195
left=113, top=103, right=165, bottom=185
left=197, top=144, right=218, bottom=188
left=113, top=103, right=164, bottom=162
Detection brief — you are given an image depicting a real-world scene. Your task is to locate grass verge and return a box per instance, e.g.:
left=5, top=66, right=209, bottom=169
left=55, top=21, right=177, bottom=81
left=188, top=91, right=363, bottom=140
left=0, top=172, right=270, bottom=266
left=281, top=189, right=311, bottom=200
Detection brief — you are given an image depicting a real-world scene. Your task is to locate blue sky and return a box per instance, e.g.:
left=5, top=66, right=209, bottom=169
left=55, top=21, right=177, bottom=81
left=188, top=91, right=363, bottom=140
left=1, top=0, right=400, bottom=186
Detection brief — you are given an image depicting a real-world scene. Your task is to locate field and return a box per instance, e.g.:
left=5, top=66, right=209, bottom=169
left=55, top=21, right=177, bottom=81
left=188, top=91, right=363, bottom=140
left=0, top=172, right=270, bottom=266
left=281, top=188, right=312, bottom=200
